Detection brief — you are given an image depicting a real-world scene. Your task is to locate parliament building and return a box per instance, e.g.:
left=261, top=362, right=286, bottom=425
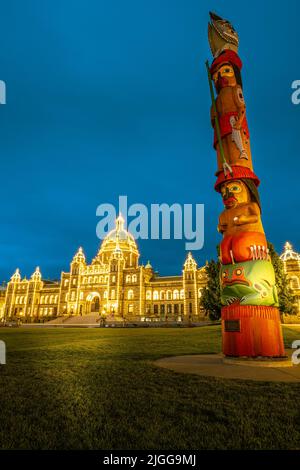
left=0, top=215, right=299, bottom=323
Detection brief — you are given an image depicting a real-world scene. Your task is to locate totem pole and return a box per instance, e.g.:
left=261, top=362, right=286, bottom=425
left=206, top=12, right=285, bottom=357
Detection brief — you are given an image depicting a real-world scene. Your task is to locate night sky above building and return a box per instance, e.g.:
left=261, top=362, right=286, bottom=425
left=0, top=0, right=299, bottom=280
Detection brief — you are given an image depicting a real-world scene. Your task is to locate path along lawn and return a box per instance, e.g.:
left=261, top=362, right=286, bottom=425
left=0, top=325, right=300, bottom=450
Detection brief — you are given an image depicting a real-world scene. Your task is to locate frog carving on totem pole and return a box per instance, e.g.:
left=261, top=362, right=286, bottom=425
left=207, top=12, right=285, bottom=357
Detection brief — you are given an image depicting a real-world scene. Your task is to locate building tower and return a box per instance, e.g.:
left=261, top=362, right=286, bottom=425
left=207, top=12, right=285, bottom=356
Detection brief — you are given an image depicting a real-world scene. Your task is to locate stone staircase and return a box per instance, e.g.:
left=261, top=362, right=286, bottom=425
left=46, top=313, right=100, bottom=326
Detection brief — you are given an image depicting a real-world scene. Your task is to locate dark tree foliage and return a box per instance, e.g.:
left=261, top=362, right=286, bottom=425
left=201, top=259, right=221, bottom=321
left=267, top=241, right=296, bottom=315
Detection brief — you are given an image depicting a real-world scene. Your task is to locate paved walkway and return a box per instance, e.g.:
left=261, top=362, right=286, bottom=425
left=155, top=351, right=300, bottom=382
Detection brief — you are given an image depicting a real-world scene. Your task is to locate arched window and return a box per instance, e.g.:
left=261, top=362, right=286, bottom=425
left=100, top=276, right=103, bottom=283
left=45, top=295, right=49, bottom=304
left=111, top=289, right=116, bottom=300
left=88, top=276, right=92, bottom=284
left=103, top=290, right=108, bottom=299
left=173, top=290, right=179, bottom=300
left=126, top=275, right=131, bottom=283
left=94, top=276, right=98, bottom=284
left=146, top=290, right=152, bottom=300
left=166, top=290, right=172, bottom=300
left=55, top=295, right=58, bottom=303
left=153, top=290, right=159, bottom=300
left=160, top=291, right=165, bottom=300
left=132, top=274, right=137, bottom=283
left=180, top=289, right=185, bottom=299
left=127, top=290, right=134, bottom=300
left=50, top=295, right=54, bottom=304
left=64, top=279, right=69, bottom=287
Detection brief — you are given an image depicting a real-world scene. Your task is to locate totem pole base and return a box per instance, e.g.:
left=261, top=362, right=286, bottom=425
left=222, top=304, right=285, bottom=357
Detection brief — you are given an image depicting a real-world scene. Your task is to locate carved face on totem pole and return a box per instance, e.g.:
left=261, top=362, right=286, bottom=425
left=220, top=179, right=250, bottom=209
left=212, top=63, right=237, bottom=93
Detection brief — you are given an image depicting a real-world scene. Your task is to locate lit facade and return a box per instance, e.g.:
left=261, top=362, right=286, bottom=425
left=280, top=242, right=300, bottom=314
left=0, top=216, right=207, bottom=323
left=1, top=220, right=299, bottom=323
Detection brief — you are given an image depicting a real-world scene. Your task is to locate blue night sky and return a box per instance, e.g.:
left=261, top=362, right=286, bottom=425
left=0, top=0, right=299, bottom=281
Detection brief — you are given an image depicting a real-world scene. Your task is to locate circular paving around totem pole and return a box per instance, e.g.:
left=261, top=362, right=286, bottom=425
left=155, top=350, right=300, bottom=382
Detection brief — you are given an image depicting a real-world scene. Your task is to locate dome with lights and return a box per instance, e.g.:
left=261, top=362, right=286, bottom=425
left=280, top=242, right=300, bottom=262
left=97, top=214, right=139, bottom=267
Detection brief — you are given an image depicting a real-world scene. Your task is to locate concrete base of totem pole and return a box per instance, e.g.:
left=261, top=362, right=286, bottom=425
left=221, top=304, right=285, bottom=357
left=155, top=351, right=300, bottom=382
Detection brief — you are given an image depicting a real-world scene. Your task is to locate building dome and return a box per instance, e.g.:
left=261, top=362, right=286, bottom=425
left=97, top=214, right=139, bottom=267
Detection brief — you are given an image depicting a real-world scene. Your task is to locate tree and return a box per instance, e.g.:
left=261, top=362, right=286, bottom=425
left=200, top=259, right=222, bottom=321
left=267, top=241, right=296, bottom=315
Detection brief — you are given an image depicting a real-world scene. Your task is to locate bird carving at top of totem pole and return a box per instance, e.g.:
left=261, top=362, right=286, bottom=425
left=208, top=12, right=239, bottom=58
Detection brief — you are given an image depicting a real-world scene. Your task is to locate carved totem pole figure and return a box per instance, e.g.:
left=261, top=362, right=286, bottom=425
left=207, top=12, right=285, bottom=356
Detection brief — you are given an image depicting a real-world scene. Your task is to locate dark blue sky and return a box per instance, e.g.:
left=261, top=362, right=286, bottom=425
left=0, top=0, right=299, bottom=280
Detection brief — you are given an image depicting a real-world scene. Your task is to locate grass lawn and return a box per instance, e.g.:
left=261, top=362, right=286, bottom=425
left=0, top=325, right=300, bottom=450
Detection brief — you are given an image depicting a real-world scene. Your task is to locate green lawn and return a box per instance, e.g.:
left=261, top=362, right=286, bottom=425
left=0, top=325, right=300, bottom=450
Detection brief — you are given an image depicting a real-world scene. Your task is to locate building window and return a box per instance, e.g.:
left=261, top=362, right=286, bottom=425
left=111, top=289, right=116, bottom=300
left=79, top=292, right=83, bottom=300
left=72, top=278, right=76, bottom=286
left=88, top=276, right=92, bottom=284
left=111, top=275, right=116, bottom=283
left=94, top=276, right=98, bottom=284
left=126, top=275, right=131, bottom=283
left=40, top=296, right=44, bottom=304
left=154, top=305, right=158, bottom=315
left=180, top=289, right=184, bottom=299
left=189, top=303, right=192, bottom=314
left=188, top=291, right=192, bottom=298
left=45, top=296, right=49, bottom=304
left=153, top=291, right=159, bottom=300
left=166, top=290, right=172, bottom=300
left=290, top=276, right=300, bottom=290
left=174, top=304, right=179, bottom=314
left=146, top=304, right=151, bottom=314
left=64, top=280, right=69, bottom=287
left=167, top=304, right=172, bottom=314
left=173, top=290, right=179, bottom=300
left=128, top=304, right=134, bottom=314
left=146, top=290, right=151, bottom=300
left=160, top=291, right=165, bottom=300
left=160, top=304, right=165, bottom=315
left=132, top=274, right=137, bottom=283
left=127, top=290, right=134, bottom=300
left=71, top=291, right=75, bottom=301
left=103, top=290, right=108, bottom=299
left=50, top=295, right=54, bottom=304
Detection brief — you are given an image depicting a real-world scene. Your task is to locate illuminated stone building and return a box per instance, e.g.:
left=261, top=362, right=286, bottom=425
left=0, top=215, right=207, bottom=323
left=1, top=219, right=299, bottom=323
left=280, top=242, right=300, bottom=314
